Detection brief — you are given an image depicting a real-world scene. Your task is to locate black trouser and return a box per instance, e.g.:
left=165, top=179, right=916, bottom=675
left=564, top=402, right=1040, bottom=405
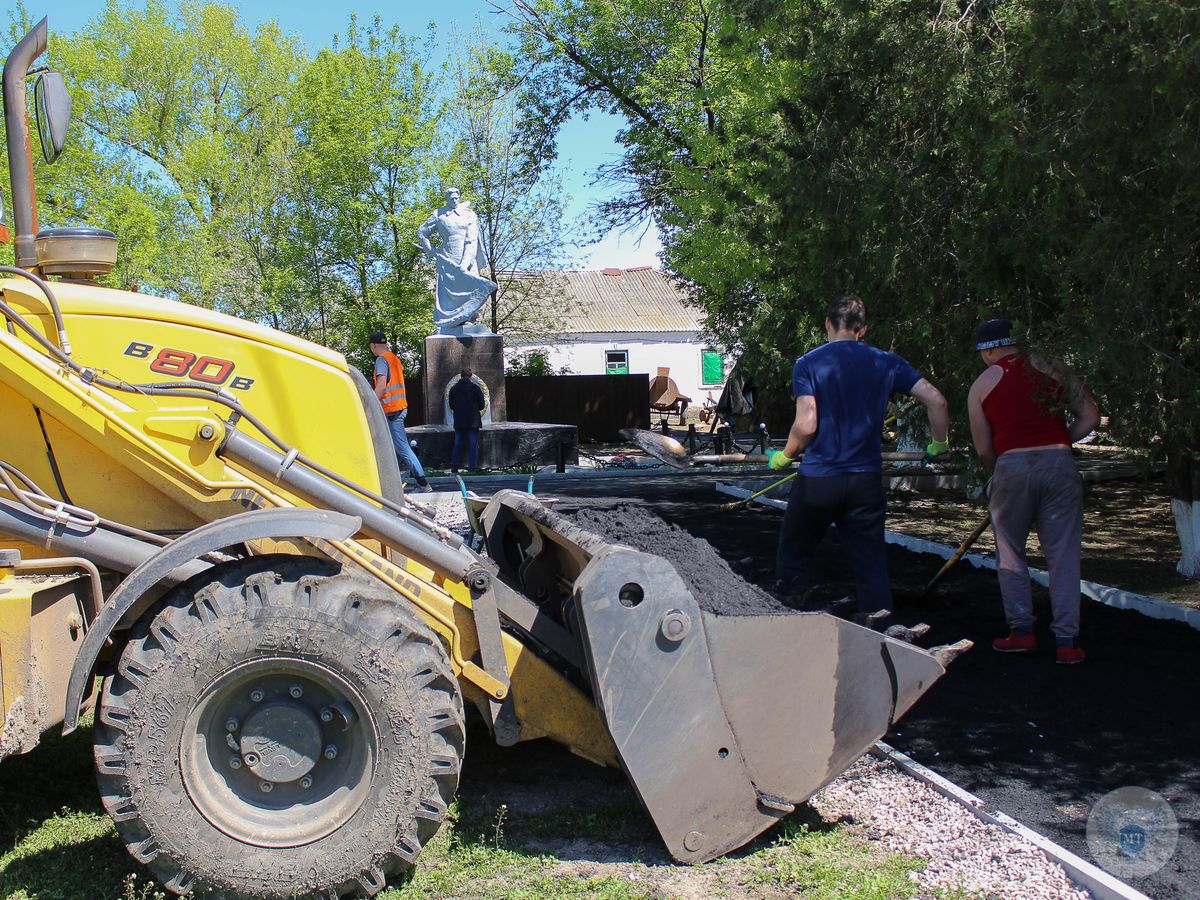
left=775, top=471, right=891, bottom=614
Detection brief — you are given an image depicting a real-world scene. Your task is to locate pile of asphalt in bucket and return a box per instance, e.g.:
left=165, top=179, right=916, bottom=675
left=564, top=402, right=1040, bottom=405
left=557, top=499, right=788, bottom=616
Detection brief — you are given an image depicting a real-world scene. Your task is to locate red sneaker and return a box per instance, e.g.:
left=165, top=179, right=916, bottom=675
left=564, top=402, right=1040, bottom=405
left=992, top=630, right=1037, bottom=653
left=1056, top=642, right=1086, bottom=665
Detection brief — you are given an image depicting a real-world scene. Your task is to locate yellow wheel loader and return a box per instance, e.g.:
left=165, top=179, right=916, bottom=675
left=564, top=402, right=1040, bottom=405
left=0, top=19, right=963, bottom=898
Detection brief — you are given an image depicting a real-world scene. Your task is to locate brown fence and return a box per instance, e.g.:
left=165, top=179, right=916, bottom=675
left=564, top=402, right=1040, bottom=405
left=506, top=374, right=650, bottom=442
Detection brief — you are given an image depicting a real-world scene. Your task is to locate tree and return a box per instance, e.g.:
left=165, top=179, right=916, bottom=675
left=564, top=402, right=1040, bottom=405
left=2, top=6, right=197, bottom=288
left=508, top=0, right=1200, bottom=574
left=999, top=2, right=1200, bottom=575
left=445, top=28, right=569, bottom=337
left=288, top=15, right=448, bottom=364
left=59, top=0, right=303, bottom=311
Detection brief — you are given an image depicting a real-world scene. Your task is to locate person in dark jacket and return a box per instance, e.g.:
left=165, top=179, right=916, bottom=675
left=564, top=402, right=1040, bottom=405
left=448, top=368, right=486, bottom=473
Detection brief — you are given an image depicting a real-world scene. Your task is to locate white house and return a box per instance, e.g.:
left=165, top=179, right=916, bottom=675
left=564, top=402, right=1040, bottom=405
left=505, top=267, right=729, bottom=404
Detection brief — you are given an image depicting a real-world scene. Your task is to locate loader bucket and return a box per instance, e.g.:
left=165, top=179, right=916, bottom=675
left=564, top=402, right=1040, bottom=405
left=479, top=492, right=951, bottom=864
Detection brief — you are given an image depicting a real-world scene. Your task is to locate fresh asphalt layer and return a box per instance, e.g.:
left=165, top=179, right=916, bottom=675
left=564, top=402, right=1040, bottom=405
left=460, top=468, right=1199, bottom=899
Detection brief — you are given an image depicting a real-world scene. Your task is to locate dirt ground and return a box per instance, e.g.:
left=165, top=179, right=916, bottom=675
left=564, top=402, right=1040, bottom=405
left=541, top=470, right=1200, bottom=899
left=886, top=475, right=1200, bottom=607
left=453, top=729, right=867, bottom=900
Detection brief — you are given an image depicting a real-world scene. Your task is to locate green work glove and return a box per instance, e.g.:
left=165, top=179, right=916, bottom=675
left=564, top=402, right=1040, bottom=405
left=923, top=438, right=950, bottom=465
left=769, top=450, right=796, bottom=470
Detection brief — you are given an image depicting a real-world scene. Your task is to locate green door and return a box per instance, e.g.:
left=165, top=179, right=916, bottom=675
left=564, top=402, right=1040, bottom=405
left=701, top=349, right=724, bottom=385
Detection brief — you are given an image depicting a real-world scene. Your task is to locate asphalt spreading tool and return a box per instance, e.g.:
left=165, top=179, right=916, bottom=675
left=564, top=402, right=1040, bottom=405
left=621, top=427, right=770, bottom=468
left=719, top=471, right=799, bottom=510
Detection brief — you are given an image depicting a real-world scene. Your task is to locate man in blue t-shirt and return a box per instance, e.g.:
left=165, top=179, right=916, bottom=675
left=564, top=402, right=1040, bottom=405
left=769, top=295, right=950, bottom=621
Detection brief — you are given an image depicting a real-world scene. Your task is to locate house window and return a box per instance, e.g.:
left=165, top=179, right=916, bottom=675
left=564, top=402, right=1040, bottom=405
left=605, top=350, right=629, bottom=375
left=701, top=349, right=725, bottom=385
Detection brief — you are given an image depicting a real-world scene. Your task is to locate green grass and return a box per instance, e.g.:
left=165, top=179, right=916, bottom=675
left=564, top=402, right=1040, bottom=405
left=382, top=815, right=653, bottom=899
left=2, top=726, right=927, bottom=899
left=0, top=719, right=149, bottom=900
left=747, top=821, right=925, bottom=899
left=512, top=796, right=653, bottom=844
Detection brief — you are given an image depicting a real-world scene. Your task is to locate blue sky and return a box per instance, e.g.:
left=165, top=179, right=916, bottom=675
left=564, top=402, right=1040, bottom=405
left=7, top=0, right=662, bottom=268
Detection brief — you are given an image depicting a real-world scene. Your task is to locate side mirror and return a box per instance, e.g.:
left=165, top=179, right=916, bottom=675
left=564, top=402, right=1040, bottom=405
left=33, top=70, right=71, bottom=163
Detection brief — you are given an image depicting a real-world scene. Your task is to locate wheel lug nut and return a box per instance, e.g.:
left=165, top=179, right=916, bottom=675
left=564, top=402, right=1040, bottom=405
left=225, top=717, right=239, bottom=732
left=244, top=752, right=260, bottom=766
left=300, top=775, right=313, bottom=789
left=289, top=684, right=303, bottom=699
left=250, top=689, right=264, bottom=703
left=319, top=707, right=334, bottom=723
left=229, top=756, right=243, bottom=770
left=259, top=781, right=273, bottom=793
left=323, top=744, right=338, bottom=760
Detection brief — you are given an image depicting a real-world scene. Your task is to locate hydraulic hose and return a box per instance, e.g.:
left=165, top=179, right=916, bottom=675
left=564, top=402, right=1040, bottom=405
left=0, top=265, right=71, bottom=353
left=0, top=494, right=206, bottom=580
left=0, top=458, right=98, bottom=529
left=0, top=457, right=170, bottom=545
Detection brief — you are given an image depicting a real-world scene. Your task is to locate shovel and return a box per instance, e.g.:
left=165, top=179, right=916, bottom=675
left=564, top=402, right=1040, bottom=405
left=621, top=428, right=926, bottom=470
left=620, top=427, right=769, bottom=468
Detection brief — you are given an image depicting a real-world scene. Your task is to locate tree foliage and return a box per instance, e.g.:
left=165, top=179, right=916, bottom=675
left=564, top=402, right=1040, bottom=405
left=288, top=15, right=447, bottom=367
left=57, top=0, right=302, bottom=311
left=445, top=27, right=568, bottom=336
left=507, top=0, right=1200, bottom=568
left=507, top=0, right=1200, bottom=459
left=2, top=1, right=568, bottom=367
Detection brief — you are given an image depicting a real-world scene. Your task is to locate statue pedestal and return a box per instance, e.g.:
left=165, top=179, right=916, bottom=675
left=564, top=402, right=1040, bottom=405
left=405, top=423, right=579, bottom=470
left=415, top=331, right=578, bottom=470
left=423, top=333, right=506, bottom=425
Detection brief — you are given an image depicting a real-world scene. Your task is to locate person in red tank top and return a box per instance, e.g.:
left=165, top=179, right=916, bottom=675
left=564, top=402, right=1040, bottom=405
left=967, top=320, right=1099, bottom=664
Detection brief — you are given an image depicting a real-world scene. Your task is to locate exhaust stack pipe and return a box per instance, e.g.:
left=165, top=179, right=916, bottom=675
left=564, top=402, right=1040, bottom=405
left=2, top=17, right=48, bottom=269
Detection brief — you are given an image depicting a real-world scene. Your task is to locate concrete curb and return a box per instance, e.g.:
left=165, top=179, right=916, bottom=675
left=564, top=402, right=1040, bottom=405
left=712, top=481, right=1200, bottom=632
left=871, top=741, right=1150, bottom=900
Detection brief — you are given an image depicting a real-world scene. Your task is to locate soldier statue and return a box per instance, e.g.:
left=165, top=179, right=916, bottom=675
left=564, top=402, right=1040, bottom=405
left=417, top=188, right=498, bottom=334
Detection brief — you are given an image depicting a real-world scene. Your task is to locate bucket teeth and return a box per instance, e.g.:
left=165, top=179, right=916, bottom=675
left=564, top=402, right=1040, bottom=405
left=884, top=621, right=932, bottom=643
left=930, top=638, right=974, bottom=667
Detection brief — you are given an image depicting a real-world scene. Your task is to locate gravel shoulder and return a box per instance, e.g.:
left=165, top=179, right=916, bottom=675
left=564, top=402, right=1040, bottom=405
left=811, top=756, right=1089, bottom=899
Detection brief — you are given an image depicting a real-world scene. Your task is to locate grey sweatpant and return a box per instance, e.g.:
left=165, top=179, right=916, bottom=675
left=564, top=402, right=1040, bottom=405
left=989, top=448, right=1084, bottom=641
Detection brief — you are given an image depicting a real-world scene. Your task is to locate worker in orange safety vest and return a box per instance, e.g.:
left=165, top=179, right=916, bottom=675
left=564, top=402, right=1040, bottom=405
left=368, top=331, right=432, bottom=492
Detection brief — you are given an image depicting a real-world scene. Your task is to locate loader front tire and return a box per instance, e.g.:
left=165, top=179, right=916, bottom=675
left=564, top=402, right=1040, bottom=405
left=93, top=556, right=465, bottom=899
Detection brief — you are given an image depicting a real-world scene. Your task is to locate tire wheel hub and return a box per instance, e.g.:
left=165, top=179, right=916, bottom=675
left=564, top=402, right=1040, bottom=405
left=240, top=701, right=322, bottom=783
left=180, top=656, right=377, bottom=848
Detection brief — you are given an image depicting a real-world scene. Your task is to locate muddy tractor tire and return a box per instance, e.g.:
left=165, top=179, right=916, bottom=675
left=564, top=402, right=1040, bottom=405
left=93, top=555, right=465, bottom=899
